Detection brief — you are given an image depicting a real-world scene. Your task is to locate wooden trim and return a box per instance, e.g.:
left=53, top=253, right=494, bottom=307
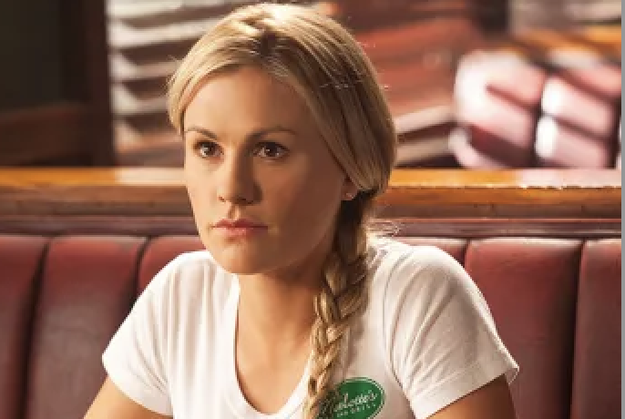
left=384, top=218, right=621, bottom=238
left=0, top=215, right=197, bottom=237
left=0, top=215, right=618, bottom=239
left=0, top=168, right=620, bottom=220
left=378, top=169, right=621, bottom=218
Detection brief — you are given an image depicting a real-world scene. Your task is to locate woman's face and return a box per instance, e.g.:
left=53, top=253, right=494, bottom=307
left=183, top=66, right=355, bottom=276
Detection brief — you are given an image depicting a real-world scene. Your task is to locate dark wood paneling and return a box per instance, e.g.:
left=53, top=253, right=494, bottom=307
left=0, top=0, right=114, bottom=166
left=331, top=0, right=508, bottom=32
left=0, top=104, right=88, bottom=165
left=0, top=0, right=63, bottom=111
left=59, top=0, right=114, bottom=165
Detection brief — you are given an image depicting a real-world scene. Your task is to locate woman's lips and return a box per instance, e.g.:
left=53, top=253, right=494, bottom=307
left=212, top=219, right=268, bottom=238
left=213, top=219, right=266, bottom=228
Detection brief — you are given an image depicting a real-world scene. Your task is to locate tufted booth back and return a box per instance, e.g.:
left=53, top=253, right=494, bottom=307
left=0, top=233, right=620, bottom=419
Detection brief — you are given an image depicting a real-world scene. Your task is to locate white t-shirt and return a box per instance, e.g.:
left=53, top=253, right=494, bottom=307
left=102, top=238, right=518, bottom=419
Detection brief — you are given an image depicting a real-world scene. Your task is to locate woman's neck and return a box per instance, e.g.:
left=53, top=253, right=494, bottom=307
left=236, top=227, right=334, bottom=349
left=237, top=270, right=320, bottom=352
left=234, top=270, right=322, bottom=414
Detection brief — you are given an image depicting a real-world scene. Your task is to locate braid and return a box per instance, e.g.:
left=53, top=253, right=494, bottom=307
left=304, top=196, right=373, bottom=418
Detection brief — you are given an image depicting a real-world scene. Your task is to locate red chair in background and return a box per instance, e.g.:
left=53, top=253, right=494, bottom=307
left=451, top=48, right=621, bottom=168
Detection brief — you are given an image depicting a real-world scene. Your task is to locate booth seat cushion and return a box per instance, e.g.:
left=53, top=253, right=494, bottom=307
left=0, top=234, right=620, bottom=419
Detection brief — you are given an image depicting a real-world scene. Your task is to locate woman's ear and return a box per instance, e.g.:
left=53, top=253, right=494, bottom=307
left=341, top=179, right=358, bottom=201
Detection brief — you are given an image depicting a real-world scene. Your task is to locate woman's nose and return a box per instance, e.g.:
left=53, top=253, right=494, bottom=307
left=216, top=156, right=256, bottom=205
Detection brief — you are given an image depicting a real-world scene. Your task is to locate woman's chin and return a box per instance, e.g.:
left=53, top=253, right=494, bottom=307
left=210, top=250, right=274, bottom=275
left=218, top=261, right=266, bottom=275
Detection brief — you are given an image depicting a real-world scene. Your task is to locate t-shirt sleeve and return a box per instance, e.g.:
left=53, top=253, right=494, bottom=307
left=384, top=246, right=519, bottom=419
left=102, top=258, right=178, bottom=416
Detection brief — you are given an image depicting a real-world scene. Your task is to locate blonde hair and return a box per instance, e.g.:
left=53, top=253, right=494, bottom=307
left=167, top=3, right=396, bottom=416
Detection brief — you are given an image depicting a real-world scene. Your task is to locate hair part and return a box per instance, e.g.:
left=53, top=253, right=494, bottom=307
left=167, top=4, right=396, bottom=417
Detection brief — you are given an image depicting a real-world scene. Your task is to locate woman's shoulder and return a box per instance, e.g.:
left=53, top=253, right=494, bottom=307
left=369, top=236, right=463, bottom=274
left=367, top=236, right=470, bottom=296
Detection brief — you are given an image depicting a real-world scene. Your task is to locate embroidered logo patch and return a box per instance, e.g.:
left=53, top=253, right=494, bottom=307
left=316, top=377, right=385, bottom=419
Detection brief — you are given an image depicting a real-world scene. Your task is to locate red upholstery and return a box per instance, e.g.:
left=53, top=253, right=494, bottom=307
left=0, top=236, right=48, bottom=419
left=137, top=235, right=203, bottom=293
left=452, top=51, right=621, bottom=169
left=465, top=238, right=582, bottom=419
left=25, top=236, right=145, bottom=419
left=0, top=234, right=620, bottom=419
left=571, top=239, right=622, bottom=419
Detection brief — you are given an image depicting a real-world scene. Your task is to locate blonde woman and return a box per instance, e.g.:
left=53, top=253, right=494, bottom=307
left=85, top=3, right=518, bottom=418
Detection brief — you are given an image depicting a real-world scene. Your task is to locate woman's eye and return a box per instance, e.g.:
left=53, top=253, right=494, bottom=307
left=256, top=142, right=288, bottom=159
left=196, top=141, right=221, bottom=158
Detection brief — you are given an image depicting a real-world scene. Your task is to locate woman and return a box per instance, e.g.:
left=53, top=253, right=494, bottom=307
left=85, top=3, right=518, bottom=418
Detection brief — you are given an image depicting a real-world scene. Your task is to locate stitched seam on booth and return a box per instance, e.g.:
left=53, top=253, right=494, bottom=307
left=19, top=236, right=52, bottom=419
left=132, top=236, right=151, bottom=305
left=566, top=239, right=586, bottom=419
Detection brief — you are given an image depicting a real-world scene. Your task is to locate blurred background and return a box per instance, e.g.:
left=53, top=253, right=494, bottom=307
left=0, top=0, right=621, bottom=169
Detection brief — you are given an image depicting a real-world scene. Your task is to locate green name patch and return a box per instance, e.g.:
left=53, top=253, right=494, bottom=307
left=316, top=377, right=385, bottom=419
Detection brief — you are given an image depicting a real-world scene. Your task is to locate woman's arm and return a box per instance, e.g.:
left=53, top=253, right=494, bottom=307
left=84, top=377, right=172, bottom=419
left=429, top=375, right=516, bottom=419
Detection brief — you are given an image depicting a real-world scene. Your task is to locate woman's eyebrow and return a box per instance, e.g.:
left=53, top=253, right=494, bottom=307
left=183, top=125, right=297, bottom=141
left=183, top=126, right=217, bottom=139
